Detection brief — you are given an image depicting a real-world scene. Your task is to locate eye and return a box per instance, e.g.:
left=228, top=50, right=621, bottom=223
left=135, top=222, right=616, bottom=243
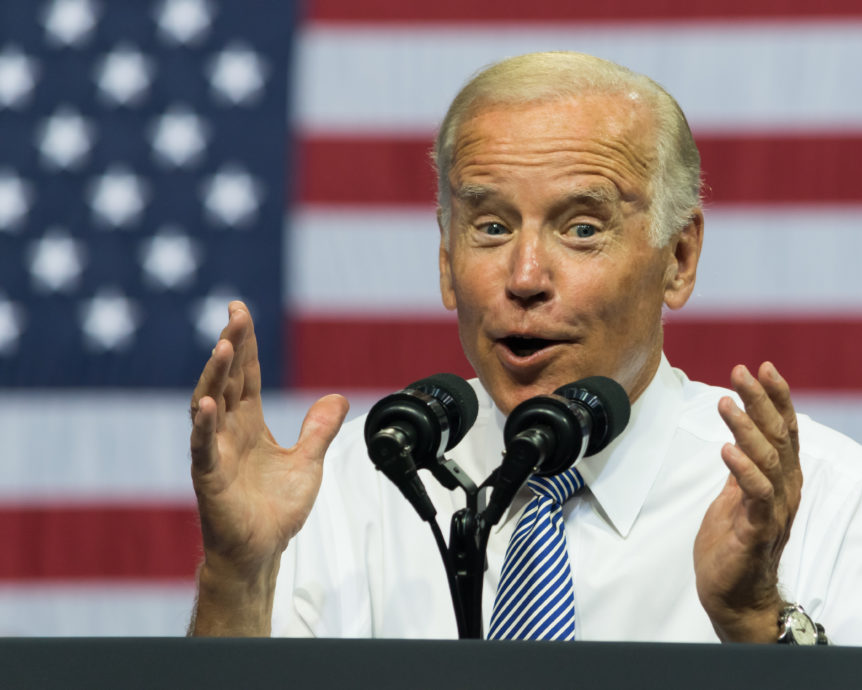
left=571, top=223, right=597, bottom=238
left=480, top=221, right=509, bottom=236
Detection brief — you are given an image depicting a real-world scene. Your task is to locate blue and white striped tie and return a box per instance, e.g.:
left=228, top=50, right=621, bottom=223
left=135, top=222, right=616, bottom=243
left=487, top=467, right=585, bottom=640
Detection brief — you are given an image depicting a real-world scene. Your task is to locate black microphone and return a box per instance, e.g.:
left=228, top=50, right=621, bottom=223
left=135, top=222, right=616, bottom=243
left=482, top=376, right=630, bottom=527
left=364, top=373, right=479, bottom=521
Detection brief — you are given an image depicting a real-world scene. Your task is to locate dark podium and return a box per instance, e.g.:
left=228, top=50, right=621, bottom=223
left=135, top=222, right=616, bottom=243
left=1, top=638, right=860, bottom=689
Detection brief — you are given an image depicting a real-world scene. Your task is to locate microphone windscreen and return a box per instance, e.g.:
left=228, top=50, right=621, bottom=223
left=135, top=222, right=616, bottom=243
left=554, top=376, right=631, bottom=454
left=408, top=373, right=479, bottom=450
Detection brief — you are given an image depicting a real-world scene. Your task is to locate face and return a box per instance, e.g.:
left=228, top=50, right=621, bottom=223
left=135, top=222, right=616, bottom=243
left=439, top=94, right=697, bottom=415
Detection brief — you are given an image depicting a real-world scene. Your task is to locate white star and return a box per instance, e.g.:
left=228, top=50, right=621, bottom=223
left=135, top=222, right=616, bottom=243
left=93, top=45, right=153, bottom=106
left=201, top=165, right=262, bottom=228
left=88, top=167, right=148, bottom=228
left=79, top=289, right=140, bottom=351
left=0, top=47, right=39, bottom=109
left=207, top=43, right=268, bottom=106
left=155, top=0, right=213, bottom=46
left=191, top=288, right=246, bottom=346
left=36, top=107, right=94, bottom=170
left=42, top=0, right=99, bottom=48
left=0, top=170, right=33, bottom=232
left=139, top=227, right=201, bottom=290
left=149, top=106, right=209, bottom=167
left=0, top=294, right=25, bottom=355
left=27, top=228, right=87, bottom=293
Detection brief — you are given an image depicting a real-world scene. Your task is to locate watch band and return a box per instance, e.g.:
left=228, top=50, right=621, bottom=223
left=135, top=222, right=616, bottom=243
left=815, top=622, right=830, bottom=646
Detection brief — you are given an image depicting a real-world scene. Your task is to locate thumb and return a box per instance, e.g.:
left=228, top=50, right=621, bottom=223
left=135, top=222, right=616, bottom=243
left=295, top=394, right=350, bottom=462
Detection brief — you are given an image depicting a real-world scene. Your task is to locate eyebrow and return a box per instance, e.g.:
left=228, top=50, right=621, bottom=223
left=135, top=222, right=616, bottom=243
left=454, top=183, right=620, bottom=209
left=454, top=183, right=497, bottom=204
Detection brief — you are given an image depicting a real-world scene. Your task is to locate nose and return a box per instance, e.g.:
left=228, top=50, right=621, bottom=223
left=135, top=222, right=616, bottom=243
left=505, top=229, right=553, bottom=307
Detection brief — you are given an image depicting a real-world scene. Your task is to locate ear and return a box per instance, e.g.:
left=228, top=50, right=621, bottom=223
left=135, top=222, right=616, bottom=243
left=663, top=209, right=704, bottom=311
left=438, top=210, right=457, bottom=311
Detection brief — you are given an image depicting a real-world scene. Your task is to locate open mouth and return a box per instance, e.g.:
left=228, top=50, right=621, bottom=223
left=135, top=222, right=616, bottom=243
left=500, top=336, right=558, bottom=358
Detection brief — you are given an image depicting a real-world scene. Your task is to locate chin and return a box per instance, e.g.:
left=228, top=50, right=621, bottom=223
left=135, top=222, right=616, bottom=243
left=488, top=380, right=556, bottom=417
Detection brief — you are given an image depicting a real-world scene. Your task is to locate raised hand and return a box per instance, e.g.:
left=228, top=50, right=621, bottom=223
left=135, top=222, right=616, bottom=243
left=189, top=301, right=348, bottom=635
left=694, top=361, right=802, bottom=642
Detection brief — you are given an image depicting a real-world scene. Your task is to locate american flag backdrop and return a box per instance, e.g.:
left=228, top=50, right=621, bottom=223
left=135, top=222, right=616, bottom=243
left=0, top=0, right=861, bottom=636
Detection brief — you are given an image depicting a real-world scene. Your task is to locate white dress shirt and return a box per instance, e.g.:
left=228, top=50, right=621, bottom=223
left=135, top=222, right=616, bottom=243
left=272, top=355, right=862, bottom=644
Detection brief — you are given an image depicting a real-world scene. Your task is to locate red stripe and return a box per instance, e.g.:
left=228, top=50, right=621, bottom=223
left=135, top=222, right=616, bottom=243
left=0, top=505, right=200, bottom=581
left=292, top=316, right=862, bottom=391
left=308, top=0, right=862, bottom=22
left=296, top=135, right=862, bottom=206
left=291, top=316, right=473, bottom=389
left=664, top=317, right=862, bottom=391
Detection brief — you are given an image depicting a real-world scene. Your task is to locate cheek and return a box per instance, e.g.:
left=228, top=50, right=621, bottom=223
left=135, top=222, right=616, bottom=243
left=450, top=252, right=491, bottom=308
left=592, top=257, right=666, bottom=325
left=452, top=277, right=486, bottom=326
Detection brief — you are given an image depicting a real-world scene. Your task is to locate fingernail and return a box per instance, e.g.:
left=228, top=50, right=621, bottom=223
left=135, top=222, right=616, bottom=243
left=768, top=363, right=780, bottom=382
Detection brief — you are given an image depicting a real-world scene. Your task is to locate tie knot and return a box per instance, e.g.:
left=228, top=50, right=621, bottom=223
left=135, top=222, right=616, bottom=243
left=526, top=467, right=585, bottom=505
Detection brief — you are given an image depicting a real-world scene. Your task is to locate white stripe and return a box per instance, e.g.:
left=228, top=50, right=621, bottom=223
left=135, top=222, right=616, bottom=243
left=286, top=207, right=447, bottom=316
left=0, top=392, right=196, bottom=501
left=1, top=393, right=859, bottom=499
left=288, top=205, right=862, bottom=315
left=684, top=207, right=862, bottom=316
left=495, top=519, right=559, bottom=602
left=520, top=585, right=573, bottom=640
left=795, top=396, right=862, bottom=444
left=0, top=583, right=195, bottom=636
left=296, top=23, right=862, bottom=133
left=0, top=391, right=381, bottom=499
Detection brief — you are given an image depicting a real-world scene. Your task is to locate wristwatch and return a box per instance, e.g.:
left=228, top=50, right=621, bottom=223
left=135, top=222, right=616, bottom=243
left=776, top=604, right=829, bottom=645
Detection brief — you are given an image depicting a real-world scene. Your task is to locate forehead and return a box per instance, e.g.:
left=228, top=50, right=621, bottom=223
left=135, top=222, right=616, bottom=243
left=449, top=94, right=657, bottom=203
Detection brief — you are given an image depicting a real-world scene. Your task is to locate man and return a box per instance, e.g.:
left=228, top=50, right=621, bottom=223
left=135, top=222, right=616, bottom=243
left=189, top=52, right=862, bottom=643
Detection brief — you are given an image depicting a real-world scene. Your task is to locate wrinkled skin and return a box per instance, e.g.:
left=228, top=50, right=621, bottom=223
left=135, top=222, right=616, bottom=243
left=438, top=96, right=800, bottom=642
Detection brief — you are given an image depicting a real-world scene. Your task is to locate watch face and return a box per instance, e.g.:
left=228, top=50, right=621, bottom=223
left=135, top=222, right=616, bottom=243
left=787, top=610, right=818, bottom=645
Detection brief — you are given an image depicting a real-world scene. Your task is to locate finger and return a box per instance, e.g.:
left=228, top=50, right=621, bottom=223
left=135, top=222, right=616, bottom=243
left=718, top=395, right=784, bottom=499
left=191, top=338, right=235, bottom=423
left=757, top=361, right=800, bottom=459
left=190, top=395, right=220, bottom=475
left=225, top=301, right=250, bottom=372
left=222, top=304, right=254, bottom=411
left=228, top=301, right=262, bottom=401
left=720, top=442, right=774, bottom=525
left=729, top=365, right=792, bottom=457
left=191, top=301, right=245, bottom=409
left=215, top=300, right=251, bottom=349
left=220, top=302, right=264, bottom=410
left=728, top=365, right=796, bottom=488
left=293, top=394, right=350, bottom=464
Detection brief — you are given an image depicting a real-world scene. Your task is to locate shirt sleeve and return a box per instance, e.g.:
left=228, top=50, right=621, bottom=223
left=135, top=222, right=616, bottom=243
left=271, top=419, right=380, bottom=637
left=784, top=418, right=862, bottom=645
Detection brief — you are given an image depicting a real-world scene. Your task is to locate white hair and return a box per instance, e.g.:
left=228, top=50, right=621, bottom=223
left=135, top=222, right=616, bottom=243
left=432, top=52, right=702, bottom=247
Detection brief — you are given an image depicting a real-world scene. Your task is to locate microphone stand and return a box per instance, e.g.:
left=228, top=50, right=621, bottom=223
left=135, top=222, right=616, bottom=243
left=447, top=428, right=554, bottom=638
left=377, top=401, right=580, bottom=637
left=425, top=457, right=489, bottom=639
left=378, top=380, right=629, bottom=639
left=448, top=500, right=485, bottom=638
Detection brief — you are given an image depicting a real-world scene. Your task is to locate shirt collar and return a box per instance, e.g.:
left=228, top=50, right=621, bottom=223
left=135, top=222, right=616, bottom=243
left=475, top=355, right=683, bottom=537
left=575, top=354, right=684, bottom=538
